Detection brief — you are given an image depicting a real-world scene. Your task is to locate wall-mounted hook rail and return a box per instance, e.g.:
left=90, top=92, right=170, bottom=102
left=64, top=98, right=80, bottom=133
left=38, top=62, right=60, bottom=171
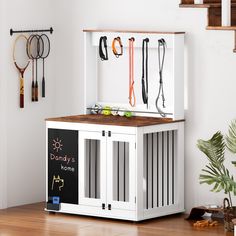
left=87, top=107, right=173, bottom=116
left=10, top=27, right=53, bottom=36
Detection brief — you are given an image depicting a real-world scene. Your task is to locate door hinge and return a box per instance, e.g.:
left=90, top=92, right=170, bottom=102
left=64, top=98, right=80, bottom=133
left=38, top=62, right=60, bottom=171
left=108, top=204, right=111, bottom=210
left=102, top=203, right=105, bottom=210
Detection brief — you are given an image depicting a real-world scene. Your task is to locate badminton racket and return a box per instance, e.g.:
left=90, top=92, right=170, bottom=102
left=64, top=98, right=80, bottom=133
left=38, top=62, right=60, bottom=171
left=40, top=34, right=50, bottom=97
left=13, top=34, right=30, bottom=108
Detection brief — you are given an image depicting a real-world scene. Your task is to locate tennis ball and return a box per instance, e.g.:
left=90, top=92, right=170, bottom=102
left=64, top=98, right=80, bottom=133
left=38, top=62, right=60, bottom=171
left=102, top=106, right=112, bottom=116
left=118, top=108, right=125, bottom=117
left=124, top=111, right=133, bottom=118
left=111, top=107, right=119, bottom=116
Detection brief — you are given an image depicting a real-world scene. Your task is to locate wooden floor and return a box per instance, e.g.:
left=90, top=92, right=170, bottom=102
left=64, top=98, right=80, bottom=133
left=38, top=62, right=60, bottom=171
left=0, top=203, right=233, bottom=236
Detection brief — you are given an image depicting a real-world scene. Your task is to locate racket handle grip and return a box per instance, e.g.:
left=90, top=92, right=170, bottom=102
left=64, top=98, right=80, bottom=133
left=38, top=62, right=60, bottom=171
left=32, top=81, right=35, bottom=102
left=35, top=81, right=38, bottom=102
left=20, top=77, right=24, bottom=108
left=20, top=94, right=24, bottom=108
left=42, top=77, right=45, bottom=97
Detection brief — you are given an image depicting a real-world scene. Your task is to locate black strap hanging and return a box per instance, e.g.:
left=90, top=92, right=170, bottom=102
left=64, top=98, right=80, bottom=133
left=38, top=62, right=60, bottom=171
left=142, top=38, right=149, bottom=108
left=99, top=36, right=108, bottom=61
left=155, top=38, right=167, bottom=117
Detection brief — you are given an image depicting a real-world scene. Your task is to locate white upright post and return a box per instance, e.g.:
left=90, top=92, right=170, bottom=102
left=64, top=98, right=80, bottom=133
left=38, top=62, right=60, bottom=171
left=222, top=0, right=231, bottom=26
left=194, top=0, right=203, bottom=4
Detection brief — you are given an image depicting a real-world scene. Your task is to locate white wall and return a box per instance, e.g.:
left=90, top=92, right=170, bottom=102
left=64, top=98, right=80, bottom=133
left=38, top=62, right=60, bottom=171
left=1, top=0, right=236, bottom=213
left=0, top=0, right=81, bottom=208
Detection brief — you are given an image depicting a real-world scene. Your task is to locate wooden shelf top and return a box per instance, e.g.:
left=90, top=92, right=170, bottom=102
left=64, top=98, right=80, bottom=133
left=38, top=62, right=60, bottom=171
left=83, top=29, right=185, bottom=35
left=46, top=114, right=184, bottom=127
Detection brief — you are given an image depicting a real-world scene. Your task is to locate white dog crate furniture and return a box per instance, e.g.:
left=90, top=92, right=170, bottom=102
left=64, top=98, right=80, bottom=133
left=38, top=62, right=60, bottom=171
left=45, top=29, right=185, bottom=221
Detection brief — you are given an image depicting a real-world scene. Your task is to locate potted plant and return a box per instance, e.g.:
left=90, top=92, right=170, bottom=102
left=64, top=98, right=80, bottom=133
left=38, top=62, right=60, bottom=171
left=197, top=120, right=236, bottom=231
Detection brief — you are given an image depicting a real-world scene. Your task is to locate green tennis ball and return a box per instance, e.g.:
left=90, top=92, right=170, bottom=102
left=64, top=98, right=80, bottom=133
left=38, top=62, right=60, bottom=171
left=124, top=111, right=132, bottom=118
left=102, top=106, right=112, bottom=116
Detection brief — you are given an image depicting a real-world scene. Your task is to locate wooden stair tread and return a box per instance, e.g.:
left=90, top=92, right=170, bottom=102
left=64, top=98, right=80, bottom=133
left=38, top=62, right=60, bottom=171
left=206, top=26, right=236, bottom=30
left=180, top=3, right=236, bottom=8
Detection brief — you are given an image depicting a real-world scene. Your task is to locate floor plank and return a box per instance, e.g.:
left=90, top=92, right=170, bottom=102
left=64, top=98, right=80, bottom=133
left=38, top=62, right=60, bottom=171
left=0, top=203, right=233, bottom=236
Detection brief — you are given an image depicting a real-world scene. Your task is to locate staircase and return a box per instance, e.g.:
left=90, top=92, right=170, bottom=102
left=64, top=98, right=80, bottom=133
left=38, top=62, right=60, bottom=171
left=180, top=0, right=236, bottom=52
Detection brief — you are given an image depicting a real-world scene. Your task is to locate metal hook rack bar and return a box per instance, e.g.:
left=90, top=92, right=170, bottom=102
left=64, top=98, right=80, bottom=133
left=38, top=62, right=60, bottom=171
left=10, top=27, right=53, bottom=36
left=86, top=107, right=173, bottom=116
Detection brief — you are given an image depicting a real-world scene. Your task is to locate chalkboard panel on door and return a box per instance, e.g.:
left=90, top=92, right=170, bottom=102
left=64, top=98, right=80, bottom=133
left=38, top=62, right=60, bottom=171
left=48, top=129, right=78, bottom=204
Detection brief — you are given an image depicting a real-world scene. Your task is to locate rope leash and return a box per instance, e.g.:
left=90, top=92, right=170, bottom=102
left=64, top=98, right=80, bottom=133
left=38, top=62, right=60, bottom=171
left=155, top=38, right=167, bottom=117
left=128, top=37, right=136, bottom=107
left=142, top=38, right=149, bottom=108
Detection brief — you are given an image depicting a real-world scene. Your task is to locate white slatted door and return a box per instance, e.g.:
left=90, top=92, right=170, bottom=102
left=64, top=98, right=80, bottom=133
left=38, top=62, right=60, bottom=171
left=107, top=133, right=136, bottom=211
left=144, top=131, right=176, bottom=210
left=79, top=131, right=106, bottom=207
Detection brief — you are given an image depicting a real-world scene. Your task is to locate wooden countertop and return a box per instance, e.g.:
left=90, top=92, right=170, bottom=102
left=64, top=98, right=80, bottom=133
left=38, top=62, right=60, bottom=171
left=46, top=114, right=184, bottom=127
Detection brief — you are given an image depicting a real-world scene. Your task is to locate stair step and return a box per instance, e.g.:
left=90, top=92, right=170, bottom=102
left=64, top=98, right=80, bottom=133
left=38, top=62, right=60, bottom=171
left=206, top=26, right=236, bottom=30
left=180, top=0, right=236, bottom=53
left=180, top=4, right=218, bottom=8
left=180, top=3, right=236, bottom=8
left=181, top=0, right=236, bottom=4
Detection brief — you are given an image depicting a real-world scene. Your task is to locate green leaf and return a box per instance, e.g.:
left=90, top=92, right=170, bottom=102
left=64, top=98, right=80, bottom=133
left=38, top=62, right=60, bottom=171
left=197, top=132, right=225, bottom=166
left=232, top=161, right=236, bottom=167
left=197, top=131, right=236, bottom=195
left=226, top=120, right=236, bottom=154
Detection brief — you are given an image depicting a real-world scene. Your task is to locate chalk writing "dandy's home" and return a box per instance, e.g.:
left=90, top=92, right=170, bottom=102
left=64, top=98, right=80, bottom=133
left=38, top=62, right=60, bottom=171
left=50, top=153, right=75, bottom=165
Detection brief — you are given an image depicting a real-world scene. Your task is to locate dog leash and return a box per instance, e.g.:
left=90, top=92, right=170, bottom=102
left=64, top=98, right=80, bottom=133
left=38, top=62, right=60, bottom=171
left=128, top=37, right=136, bottom=107
left=99, top=36, right=108, bottom=60
left=142, top=38, right=149, bottom=108
left=112, top=37, right=123, bottom=58
left=155, top=38, right=167, bottom=117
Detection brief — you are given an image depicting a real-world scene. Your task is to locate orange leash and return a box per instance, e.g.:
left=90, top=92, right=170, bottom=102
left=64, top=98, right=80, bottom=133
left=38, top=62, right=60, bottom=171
left=112, top=37, right=123, bottom=57
left=129, top=37, right=136, bottom=107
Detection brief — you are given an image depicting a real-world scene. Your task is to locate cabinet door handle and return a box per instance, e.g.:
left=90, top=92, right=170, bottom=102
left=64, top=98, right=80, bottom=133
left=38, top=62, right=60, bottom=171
left=108, top=204, right=111, bottom=210
left=102, top=131, right=105, bottom=137
left=108, top=131, right=111, bottom=137
left=102, top=203, right=105, bottom=210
